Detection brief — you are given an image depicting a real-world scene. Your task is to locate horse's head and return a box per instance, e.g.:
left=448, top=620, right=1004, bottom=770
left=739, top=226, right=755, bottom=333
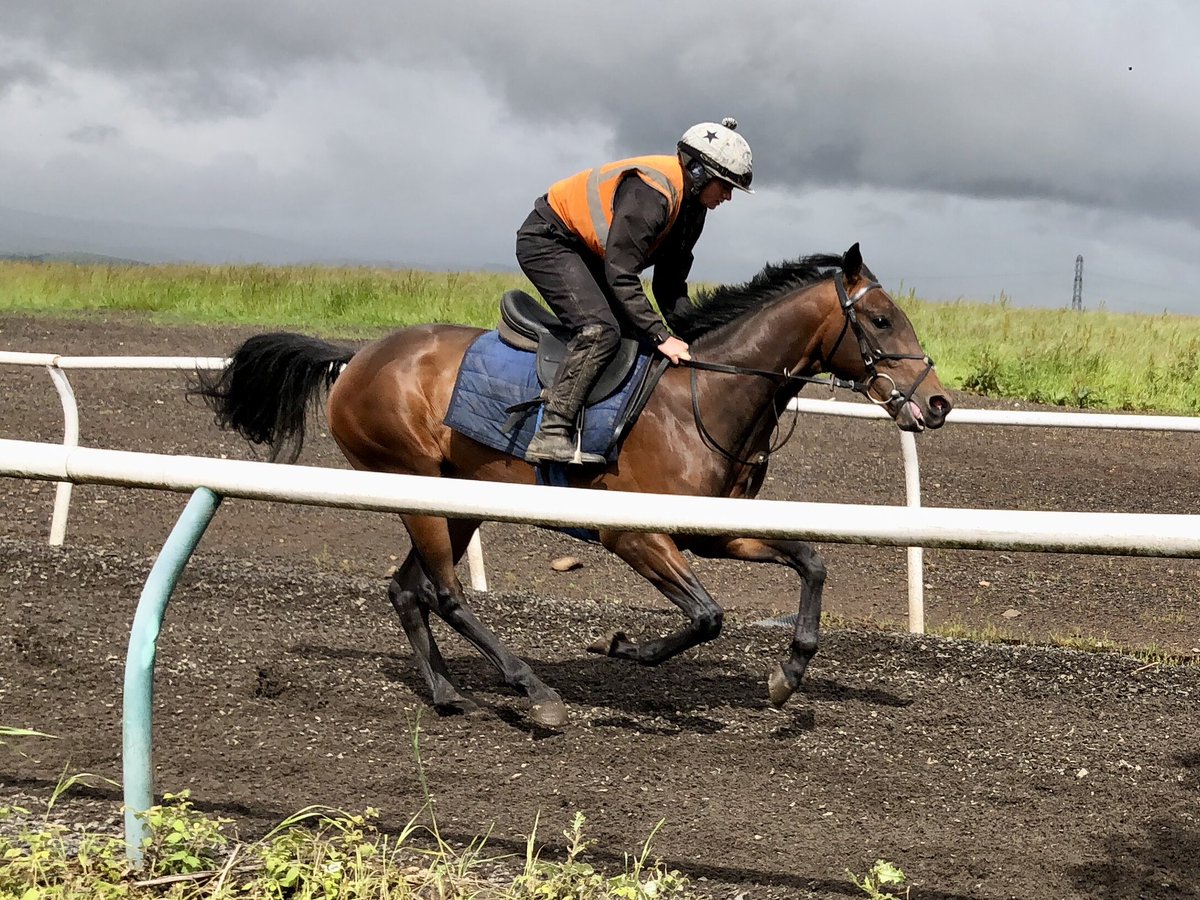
left=821, top=243, right=952, bottom=432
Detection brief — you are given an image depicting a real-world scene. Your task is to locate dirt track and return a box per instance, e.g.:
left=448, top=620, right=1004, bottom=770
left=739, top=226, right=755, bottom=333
left=2, top=314, right=1199, bottom=899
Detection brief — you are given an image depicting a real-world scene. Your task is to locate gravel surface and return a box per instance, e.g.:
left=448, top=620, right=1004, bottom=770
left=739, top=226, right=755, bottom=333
left=2, top=313, right=1199, bottom=899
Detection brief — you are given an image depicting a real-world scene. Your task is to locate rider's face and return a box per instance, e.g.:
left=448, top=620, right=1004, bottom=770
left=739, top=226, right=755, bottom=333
left=699, top=179, right=734, bottom=209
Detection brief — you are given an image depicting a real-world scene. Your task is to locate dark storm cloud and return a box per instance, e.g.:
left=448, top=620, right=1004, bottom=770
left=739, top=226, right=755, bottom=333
left=0, top=59, right=49, bottom=95
left=3, top=0, right=1195, bottom=225
left=0, top=1, right=400, bottom=115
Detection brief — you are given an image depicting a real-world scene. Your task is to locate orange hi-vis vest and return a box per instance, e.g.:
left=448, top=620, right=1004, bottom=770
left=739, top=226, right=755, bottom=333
left=546, top=155, right=685, bottom=258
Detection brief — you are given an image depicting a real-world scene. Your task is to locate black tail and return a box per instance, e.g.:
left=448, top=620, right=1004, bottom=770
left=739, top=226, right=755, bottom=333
left=190, top=332, right=356, bottom=463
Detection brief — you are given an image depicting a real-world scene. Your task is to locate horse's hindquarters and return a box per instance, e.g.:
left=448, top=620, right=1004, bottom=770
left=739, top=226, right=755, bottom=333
left=327, top=325, right=485, bottom=475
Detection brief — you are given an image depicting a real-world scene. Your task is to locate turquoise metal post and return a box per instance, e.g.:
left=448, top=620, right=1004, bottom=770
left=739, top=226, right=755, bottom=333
left=123, top=487, right=222, bottom=863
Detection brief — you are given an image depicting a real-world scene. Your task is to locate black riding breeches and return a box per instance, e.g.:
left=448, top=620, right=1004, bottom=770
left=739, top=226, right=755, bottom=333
left=515, top=207, right=623, bottom=338
left=515, top=206, right=622, bottom=419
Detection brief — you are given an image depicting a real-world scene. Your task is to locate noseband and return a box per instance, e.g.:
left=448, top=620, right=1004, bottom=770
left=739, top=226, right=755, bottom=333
left=683, top=269, right=937, bottom=466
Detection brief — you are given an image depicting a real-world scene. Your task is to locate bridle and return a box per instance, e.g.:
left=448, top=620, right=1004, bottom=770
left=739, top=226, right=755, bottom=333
left=683, top=269, right=936, bottom=467
left=827, top=271, right=936, bottom=414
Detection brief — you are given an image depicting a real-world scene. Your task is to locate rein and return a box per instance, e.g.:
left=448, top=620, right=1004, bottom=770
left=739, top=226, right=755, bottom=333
left=684, top=359, right=868, bottom=466
left=682, top=270, right=936, bottom=467
left=682, top=356, right=866, bottom=392
left=685, top=364, right=802, bottom=467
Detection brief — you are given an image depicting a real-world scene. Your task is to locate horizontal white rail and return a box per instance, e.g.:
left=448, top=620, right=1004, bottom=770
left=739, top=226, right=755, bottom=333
left=3, top=439, right=1200, bottom=558
left=0, top=351, right=228, bottom=370
left=790, top=396, right=1200, bottom=431
left=3, top=350, right=1196, bottom=431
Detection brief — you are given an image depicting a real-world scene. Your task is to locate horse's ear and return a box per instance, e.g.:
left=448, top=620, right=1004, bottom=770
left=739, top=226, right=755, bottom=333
left=843, top=242, right=863, bottom=279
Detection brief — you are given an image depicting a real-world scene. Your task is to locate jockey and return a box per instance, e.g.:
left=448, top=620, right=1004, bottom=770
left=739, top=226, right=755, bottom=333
left=515, top=117, right=754, bottom=465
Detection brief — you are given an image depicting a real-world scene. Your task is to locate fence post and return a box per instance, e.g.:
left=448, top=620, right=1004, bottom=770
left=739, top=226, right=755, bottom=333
left=123, top=487, right=223, bottom=864
left=899, top=431, right=924, bottom=633
left=44, top=365, right=79, bottom=546
left=465, top=529, right=488, bottom=591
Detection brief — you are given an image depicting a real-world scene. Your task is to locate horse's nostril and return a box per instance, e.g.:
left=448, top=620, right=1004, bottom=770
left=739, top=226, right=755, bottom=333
left=929, top=395, right=951, bottom=414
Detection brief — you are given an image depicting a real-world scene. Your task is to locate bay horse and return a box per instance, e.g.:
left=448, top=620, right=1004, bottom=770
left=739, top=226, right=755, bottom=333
left=195, top=243, right=950, bottom=727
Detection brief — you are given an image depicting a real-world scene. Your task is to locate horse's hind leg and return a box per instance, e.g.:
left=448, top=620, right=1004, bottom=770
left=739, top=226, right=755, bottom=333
left=388, top=551, right=479, bottom=715
left=402, top=514, right=568, bottom=728
left=589, top=530, right=725, bottom=664
left=687, top=536, right=826, bottom=708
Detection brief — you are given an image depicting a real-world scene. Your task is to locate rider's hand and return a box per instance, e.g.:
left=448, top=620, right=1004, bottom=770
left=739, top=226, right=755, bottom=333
left=657, top=335, right=691, bottom=365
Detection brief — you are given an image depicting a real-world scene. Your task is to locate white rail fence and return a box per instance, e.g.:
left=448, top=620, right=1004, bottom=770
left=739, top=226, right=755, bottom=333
left=4, top=350, right=1200, bottom=632
left=5, top=440, right=1200, bottom=556
left=0, top=351, right=227, bottom=544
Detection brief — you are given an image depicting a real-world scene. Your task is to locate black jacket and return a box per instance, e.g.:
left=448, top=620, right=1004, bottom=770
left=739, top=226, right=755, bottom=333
left=604, top=175, right=707, bottom=344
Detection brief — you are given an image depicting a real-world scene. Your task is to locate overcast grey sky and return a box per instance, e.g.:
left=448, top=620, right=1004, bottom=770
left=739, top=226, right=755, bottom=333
left=2, top=1, right=1197, bottom=314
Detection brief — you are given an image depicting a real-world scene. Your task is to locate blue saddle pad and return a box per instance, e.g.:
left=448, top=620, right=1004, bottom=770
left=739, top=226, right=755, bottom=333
left=444, top=330, right=651, bottom=463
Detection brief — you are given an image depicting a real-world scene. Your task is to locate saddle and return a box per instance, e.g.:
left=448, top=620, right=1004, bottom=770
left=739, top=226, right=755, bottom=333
left=498, top=290, right=641, bottom=405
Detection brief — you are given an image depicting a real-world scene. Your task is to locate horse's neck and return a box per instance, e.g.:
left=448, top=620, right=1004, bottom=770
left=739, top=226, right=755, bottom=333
left=684, top=285, right=834, bottom=453
left=694, top=285, right=831, bottom=377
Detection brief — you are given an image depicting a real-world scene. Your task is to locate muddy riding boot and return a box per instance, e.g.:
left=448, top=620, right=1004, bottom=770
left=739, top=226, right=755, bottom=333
left=524, top=324, right=618, bottom=466
left=524, top=409, right=607, bottom=465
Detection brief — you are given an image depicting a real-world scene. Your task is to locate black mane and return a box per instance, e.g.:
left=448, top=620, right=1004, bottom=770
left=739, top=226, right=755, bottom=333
left=668, top=252, right=869, bottom=341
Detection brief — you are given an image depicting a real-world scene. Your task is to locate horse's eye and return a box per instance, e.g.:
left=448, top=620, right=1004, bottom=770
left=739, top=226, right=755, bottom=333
left=870, top=315, right=891, bottom=329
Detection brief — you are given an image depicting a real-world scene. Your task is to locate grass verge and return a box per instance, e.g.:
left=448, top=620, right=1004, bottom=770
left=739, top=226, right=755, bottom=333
left=0, top=719, right=698, bottom=899
left=4, top=261, right=1200, bottom=412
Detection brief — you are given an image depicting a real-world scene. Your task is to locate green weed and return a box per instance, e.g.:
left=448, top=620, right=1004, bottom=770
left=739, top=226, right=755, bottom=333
left=847, top=858, right=910, bottom=899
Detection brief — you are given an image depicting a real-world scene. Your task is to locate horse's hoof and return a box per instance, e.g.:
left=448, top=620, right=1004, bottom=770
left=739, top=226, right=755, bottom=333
left=587, top=631, right=628, bottom=656
left=530, top=697, right=568, bottom=728
left=767, top=664, right=796, bottom=708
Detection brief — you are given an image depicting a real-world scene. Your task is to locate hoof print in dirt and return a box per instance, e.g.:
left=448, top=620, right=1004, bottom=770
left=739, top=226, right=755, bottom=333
left=433, top=696, right=483, bottom=718
left=587, top=631, right=629, bottom=657
left=254, top=667, right=287, bottom=699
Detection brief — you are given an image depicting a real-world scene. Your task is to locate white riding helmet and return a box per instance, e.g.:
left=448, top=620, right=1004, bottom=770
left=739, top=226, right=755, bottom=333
left=678, top=117, right=754, bottom=193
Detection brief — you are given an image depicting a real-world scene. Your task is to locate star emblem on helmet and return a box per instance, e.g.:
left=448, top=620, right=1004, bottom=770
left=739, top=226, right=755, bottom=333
left=705, top=130, right=718, bottom=142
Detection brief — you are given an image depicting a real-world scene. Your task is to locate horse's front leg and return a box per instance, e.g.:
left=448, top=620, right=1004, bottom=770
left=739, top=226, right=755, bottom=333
left=687, top=536, right=826, bottom=708
left=590, top=530, right=724, bottom=664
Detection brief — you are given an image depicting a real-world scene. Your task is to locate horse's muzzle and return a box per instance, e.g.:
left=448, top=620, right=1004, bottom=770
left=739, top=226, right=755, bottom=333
left=894, top=393, right=951, bottom=432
